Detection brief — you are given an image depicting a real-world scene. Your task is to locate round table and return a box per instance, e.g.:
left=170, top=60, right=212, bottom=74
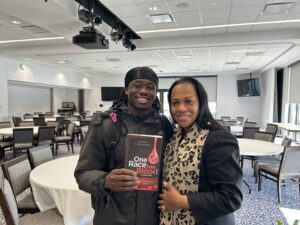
left=30, top=155, right=94, bottom=225
left=237, top=138, right=284, bottom=194
left=237, top=138, right=284, bottom=156
left=0, top=126, right=39, bottom=135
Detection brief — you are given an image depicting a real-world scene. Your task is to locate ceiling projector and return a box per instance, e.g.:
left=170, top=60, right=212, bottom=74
left=73, top=27, right=109, bottom=49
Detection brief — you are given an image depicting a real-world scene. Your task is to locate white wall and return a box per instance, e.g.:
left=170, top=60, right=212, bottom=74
left=0, top=56, right=278, bottom=128
left=216, top=73, right=261, bottom=123
left=53, top=88, right=78, bottom=113
left=0, top=57, right=94, bottom=120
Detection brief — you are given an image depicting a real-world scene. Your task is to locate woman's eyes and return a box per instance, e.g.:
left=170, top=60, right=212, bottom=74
left=171, top=99, right=194, bottom=106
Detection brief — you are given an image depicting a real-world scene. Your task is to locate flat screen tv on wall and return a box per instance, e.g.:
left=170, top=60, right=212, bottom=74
left=101, top=87, right=124, bottom=101
left=237, top=78, right=261, bottom=97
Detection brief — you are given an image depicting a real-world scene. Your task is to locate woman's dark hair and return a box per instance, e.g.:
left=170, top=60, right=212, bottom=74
left=111, top=67, right=161, bottom=112
left=167, top=77, right=215, bottom=128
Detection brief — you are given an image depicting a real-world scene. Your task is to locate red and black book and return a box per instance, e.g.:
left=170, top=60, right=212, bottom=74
left=124, top=134, right=163, bottom=191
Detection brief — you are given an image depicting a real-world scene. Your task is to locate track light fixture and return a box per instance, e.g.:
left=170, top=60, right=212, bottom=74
left=78, top=9, right=102, bottom=25
left=110, top=31, right=123, bottom=43
left=122, top=37, right=136, bottom=51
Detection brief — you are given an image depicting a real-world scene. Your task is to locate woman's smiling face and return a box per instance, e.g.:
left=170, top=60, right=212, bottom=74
left=170, top=82, right=200, bottom=131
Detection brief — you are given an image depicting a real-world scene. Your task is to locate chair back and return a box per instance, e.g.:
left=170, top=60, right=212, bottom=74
left=243, top=127, right=259, bottom=139
left=80, top=120, right=91, bottom=127
left=236, top=117, right=245, bottom=125
left=11, top=117, right=21, bottom=127
left=33, top=112, right=42, bottom=115
left=281, top=137, right=292, bottom=147
left=1, top=155, right=32, bottom=196
left=244, top=121, right=257, bottom=127
left=265, top=123, right=278, bottom=141
left=33, top=117, right=46, bottom=126
left=67, top=123, right=75, bottom=137
left=45, top=112, right=54, bottom=117
left=37, top=126, right=55, bottom=146
left=279, top=146, right=300, bottom=179
left=28, top=144, right=53, bottom=168
left=223, top=120, right=236, bottom=127
left=254, top=131, right=273, bottom=142
left=47, top=121, right=59, bottom=133
left=0, top=169, right=18, bottom=225
left=13, top=128, right=34, bottom=147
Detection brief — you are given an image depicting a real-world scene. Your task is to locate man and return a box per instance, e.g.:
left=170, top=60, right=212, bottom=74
left=74, top=66, right=173, bottom=225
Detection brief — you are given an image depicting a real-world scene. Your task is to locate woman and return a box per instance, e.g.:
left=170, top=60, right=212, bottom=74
left=158, top=77, right=243, bottom=225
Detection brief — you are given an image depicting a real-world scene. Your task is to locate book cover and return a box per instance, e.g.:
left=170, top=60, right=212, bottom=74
left=124, top=134, right=163, bottom=191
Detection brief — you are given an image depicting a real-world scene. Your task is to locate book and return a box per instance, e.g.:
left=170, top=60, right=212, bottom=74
left=124, top=133, right=163, bottom=191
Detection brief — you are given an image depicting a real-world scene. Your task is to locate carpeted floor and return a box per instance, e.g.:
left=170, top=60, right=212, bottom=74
left=1, top=142, right=299, bottom=225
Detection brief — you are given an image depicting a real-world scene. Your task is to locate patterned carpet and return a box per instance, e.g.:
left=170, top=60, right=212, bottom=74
left=1, top=142, right=299, bottom=225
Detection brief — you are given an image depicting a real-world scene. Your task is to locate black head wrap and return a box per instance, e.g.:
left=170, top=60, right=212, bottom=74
left=125, top=67, right=159, bottom=88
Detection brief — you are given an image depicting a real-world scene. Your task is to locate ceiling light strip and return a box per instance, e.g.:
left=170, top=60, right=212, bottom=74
left=137, top=19, right=300, bottom=34
left=0, top=37, right=64, bottom=44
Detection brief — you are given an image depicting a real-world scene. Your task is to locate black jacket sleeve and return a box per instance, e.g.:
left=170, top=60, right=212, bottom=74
left=74, top=120, right=110, bottom=197
left=188, top=128, right=243, bottom=225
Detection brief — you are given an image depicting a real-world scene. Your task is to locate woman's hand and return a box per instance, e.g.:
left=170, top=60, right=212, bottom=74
left=158, top=181, right=189, bottom=212
left=104, top=168, right=140, bottom=191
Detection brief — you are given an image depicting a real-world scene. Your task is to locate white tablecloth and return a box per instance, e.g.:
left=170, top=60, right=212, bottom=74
left=0, top=126, right=39, bottom=135
left=237, top=138, right=284, bottom=156
left=30, top=155, right=94, bottom=225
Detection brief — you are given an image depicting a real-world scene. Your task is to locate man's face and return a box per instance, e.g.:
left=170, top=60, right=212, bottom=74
left=125, top=79, right=157, bottom=116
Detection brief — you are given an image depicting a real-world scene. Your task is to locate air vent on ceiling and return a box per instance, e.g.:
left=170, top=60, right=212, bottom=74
left=22, top=25, right=49, bottom=33
left=106, top=58, right=121, bottom=62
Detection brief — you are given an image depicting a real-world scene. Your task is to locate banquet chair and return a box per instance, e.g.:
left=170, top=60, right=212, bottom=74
left=33, top=112, right=42, bottom=115
left=244, top=121, right=258, bottom=127
left=265, top=123, right=278, bottom=142
left=12, top=128, right=34, bottom=158
left=35, top=126, right=55, bottom=150
left=1, top=155, right=39, bottom=214
left=254, top=137, right=292, bottom=183
left=27, top=144, right=54, bottom=168
left=223, top=120, right=236, bottom=127
left=55, top=117, right=65, bottom=136
left=258, top=145, right=300, bottom=203
left=0, top=169, right=64, bottom=225
left=240, top=127, right=260, bottom=168
left=54, top=123, right=75, bottom=156
left=12, top=116, right=21, bottom=127
left=33, top=117, right=46, bottom=126
left=236, top=116, right=245, bottom=125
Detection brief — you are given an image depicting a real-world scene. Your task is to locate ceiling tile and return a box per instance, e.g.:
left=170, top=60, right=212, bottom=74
left=231, top=5, right=264, bottom=17
left=229, top=16, right=257, bottom=24
left=203, top=27, right=227, bottom=35
left=136, top=2, right=170, bottom=15
left=109, top=4, right=143, bottom=18
left=227, top=26, right=252, bottom=33
left=101, top=0, right=135, bottom=7
left=201, top=7, right=231, bottom=20
left=123, top=16, right=151, bottom=27
left=173, top=11, right=201, bottom=23
left=167, top=0, right=200, bottom=13
left=199, top=0, right=232, bottom=10
left=232, top=0, right=266, bottom=7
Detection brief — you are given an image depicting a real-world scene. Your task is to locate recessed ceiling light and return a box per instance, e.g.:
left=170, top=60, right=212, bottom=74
left=263, top=2, right=293, bottom=15
left=11, top=20, right=21, bottom=25
left=56, top=60, right=71, bottom=64
left=150, top=14, right=173, bottom=24
left=176, top=2, right=189, bottom=9
left=149, top=6, right=158, bottom=11
left=178, top=55, right=192, bottom=59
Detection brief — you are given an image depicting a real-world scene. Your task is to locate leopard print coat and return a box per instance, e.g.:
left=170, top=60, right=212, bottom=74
left=160, top=124, right=209, bottom=225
